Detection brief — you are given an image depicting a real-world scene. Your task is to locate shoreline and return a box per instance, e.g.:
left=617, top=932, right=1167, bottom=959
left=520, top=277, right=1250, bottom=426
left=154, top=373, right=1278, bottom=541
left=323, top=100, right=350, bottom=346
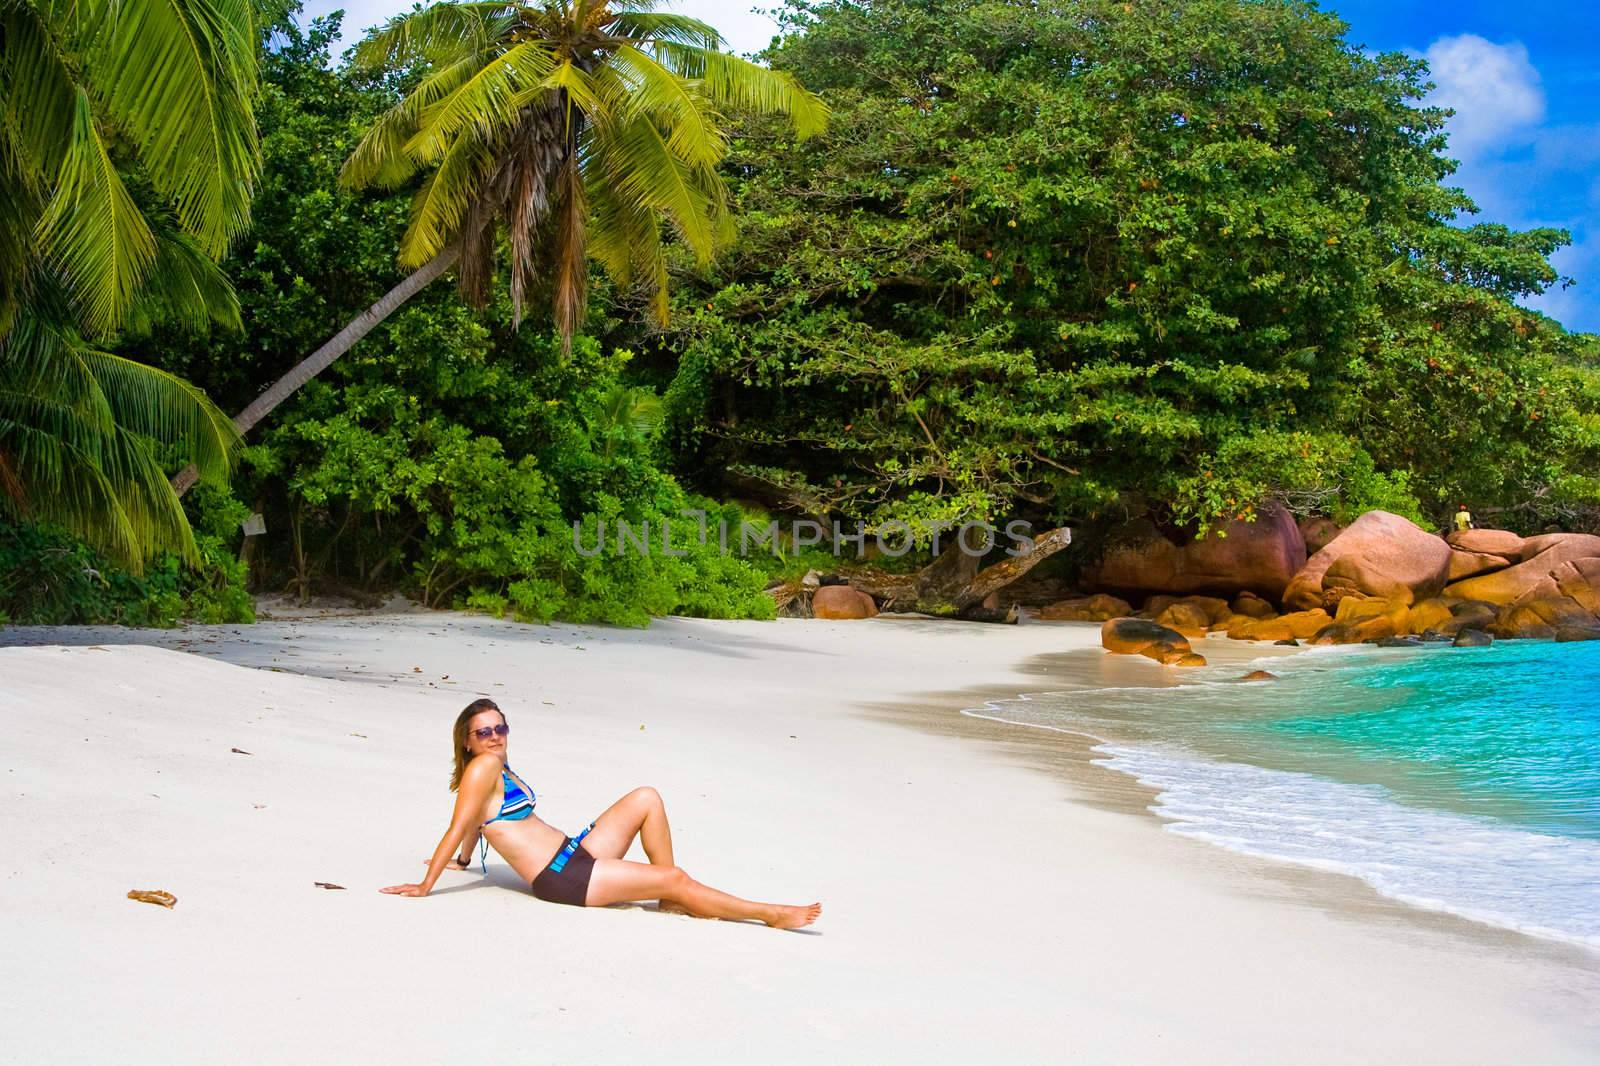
left=865, top=639, right=1599, bottom=964
left=3, top=613, right=1597, bottom=1062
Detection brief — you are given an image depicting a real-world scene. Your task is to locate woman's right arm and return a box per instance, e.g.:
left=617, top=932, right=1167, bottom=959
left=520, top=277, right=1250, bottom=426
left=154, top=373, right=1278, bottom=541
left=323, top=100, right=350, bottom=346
left=381, top=760, right=496, bottom=897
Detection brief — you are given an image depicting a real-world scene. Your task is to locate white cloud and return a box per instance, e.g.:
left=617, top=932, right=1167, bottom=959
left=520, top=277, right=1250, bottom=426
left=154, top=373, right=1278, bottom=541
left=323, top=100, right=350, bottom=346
left=1423, top=35, right=1545, bottom=161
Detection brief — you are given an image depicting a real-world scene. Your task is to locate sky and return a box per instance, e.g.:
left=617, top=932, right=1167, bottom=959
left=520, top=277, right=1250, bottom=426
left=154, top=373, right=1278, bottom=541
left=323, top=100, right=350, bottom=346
left=298, top=1, right=1600, bottom=334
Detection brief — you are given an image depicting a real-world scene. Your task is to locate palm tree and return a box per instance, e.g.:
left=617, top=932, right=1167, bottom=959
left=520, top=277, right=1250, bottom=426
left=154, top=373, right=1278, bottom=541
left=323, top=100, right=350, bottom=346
left=0, top=0, right=259, bottom=565
left=179, top=0, right=827, bottom=493
left=588, top=381, right=663, bottom=459
left=0, top=314, right=239, bottom=566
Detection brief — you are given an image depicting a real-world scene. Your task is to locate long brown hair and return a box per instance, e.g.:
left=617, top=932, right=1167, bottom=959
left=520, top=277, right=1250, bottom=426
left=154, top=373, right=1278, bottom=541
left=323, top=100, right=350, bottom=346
left=450, top=698, right=504, bottom=791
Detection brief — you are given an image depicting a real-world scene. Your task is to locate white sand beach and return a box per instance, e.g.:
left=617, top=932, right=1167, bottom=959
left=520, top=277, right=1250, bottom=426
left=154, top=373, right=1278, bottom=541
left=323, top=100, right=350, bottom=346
left=2, top=612, right=1597, bottom=1064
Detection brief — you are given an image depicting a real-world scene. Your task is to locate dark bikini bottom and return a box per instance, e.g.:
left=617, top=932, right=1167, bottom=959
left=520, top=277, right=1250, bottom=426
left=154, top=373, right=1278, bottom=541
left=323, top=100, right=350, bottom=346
left=530, top=823, right=596, bottom=907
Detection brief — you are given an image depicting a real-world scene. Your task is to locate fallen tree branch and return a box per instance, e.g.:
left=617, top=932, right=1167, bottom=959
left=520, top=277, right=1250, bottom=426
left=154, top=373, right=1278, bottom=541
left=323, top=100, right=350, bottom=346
left=850, top=525, right=1073, bottom=615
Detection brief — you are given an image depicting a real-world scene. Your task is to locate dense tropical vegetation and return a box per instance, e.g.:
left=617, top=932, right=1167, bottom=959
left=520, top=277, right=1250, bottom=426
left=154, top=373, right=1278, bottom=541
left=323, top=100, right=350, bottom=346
left=2, top=0, right=1597, bottom=627
left=654, top=0, right=1598, bottom=544
left=0, top=0, right=257, bottom=571
left=164, top=0, right=826, bottom=496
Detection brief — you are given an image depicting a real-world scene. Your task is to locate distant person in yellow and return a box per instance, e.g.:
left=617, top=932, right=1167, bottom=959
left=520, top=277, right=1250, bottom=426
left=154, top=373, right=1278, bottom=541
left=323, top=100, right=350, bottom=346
left=1454, top=504, right=1474, bottom=532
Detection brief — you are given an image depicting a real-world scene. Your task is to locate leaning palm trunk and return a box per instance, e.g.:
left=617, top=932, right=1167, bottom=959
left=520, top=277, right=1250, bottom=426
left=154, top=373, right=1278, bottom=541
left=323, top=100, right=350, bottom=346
left=171, top=246, right=459, bottom=495
left=169, top=4, right=826, bottom=496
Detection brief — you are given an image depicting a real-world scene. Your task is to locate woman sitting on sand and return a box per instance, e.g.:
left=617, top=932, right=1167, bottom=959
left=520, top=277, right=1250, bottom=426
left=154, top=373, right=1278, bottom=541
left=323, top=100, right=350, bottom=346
left=381, top=698, right=821, bottom=929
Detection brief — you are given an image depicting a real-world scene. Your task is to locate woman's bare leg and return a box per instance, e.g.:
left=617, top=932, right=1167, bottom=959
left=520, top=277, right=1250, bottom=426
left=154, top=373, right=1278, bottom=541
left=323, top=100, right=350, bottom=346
left=585, top=858, right=821, bottom=930
left=582, top=786, right=674, bottom=865
left=582, top=786, right=691, bottom=913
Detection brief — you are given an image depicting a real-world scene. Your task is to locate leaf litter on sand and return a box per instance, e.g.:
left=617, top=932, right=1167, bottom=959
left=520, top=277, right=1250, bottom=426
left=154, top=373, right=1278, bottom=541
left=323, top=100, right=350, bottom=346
left=127, top=890, right=176, bottom=909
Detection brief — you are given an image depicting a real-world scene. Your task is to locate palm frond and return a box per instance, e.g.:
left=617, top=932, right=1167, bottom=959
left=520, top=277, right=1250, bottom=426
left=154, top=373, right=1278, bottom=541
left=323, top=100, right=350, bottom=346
left=606, top=44, right=725, bottom=169
left=622, top=386, right=664, bottom=437
left=74, top=350, right=238, bottom=483
left=592, top=111, right=716, bottom=262
left=0, top=375, right=115, bottom=449
left=0, top=141, right=41, bottom=338
left=400, top=127, right=497, bottom=266
left=407, top=40, right=560, bottom=164
left=585, top=163, right=642, bottom=286
left=341, top=54, right=484, bottom=190
left=539, top=59, right=606, bottom=124
left=652, top=42, right=829, bottom=138
left=83, top=0, right=260, bottom=257
left=0, top=439, right=23, bottom=506
left=123, top=226, right=243, bottom=334
left=586, top=159, right=668, bottom=321
left=604, top=10, right=724, bottom=51
left=0, top=417, right=145, bottom=563
left=588, top=382, right=663, bottom=457
left=104, top=420, right=201, bottom=564
left=1, top=311, right=236, bottom=479
left=353, top=2, right=506, bottom=70
left=0, top=357, right=173, bottom=566
left=0, top=311, right=231, bottom=566
left=33, top=89, right=158, bottom=336
left=0, top=0, right=80, bottom=188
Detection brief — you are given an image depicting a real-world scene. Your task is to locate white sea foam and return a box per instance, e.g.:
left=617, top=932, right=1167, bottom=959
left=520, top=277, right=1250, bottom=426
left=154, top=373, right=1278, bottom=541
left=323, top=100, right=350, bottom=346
left=1092, top=741, right=1600, bottom=949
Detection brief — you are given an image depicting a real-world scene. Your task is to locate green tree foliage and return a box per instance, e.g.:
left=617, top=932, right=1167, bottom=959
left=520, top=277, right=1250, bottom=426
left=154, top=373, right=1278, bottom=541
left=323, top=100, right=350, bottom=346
left=0, top=0, right=257, bottom=566
left=200, top=0, right=833, bottom=469
left=651, top=0, right=1600, bottom=539
left=0, top=486, right=254, bottom=626
left=345, top=0, right=826, bottom=340
left=120, top=10, right=776, bottom=626
left=14, top=0, right=1599, bottom=629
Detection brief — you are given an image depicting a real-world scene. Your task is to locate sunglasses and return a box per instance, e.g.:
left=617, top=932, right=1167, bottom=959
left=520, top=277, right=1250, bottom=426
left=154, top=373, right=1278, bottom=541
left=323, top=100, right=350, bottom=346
left=470, top=723, right=510, bottom=741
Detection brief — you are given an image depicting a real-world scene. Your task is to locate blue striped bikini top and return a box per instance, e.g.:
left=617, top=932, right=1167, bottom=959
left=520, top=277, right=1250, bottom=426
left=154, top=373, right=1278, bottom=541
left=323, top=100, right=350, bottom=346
left=485, top=767, right=536, bottom=825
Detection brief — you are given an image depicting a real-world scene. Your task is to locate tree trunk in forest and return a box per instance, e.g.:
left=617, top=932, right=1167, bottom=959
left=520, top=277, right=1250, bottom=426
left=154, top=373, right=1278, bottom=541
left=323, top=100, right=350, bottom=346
left=172, top=246, right=460, bottom=496
left=847, top=525, right=1073, bottom=616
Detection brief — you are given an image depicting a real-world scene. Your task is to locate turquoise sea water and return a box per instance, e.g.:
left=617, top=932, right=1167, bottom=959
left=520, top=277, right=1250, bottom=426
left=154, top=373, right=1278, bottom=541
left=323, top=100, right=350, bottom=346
left=1255, top=641, right=1600, bottom=840
left=965, top=639, right=1600, bottom=947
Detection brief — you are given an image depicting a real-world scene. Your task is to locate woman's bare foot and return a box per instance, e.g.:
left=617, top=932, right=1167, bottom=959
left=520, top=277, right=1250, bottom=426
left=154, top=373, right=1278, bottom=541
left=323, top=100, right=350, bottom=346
left=764, top=902, right=822, bottom=929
